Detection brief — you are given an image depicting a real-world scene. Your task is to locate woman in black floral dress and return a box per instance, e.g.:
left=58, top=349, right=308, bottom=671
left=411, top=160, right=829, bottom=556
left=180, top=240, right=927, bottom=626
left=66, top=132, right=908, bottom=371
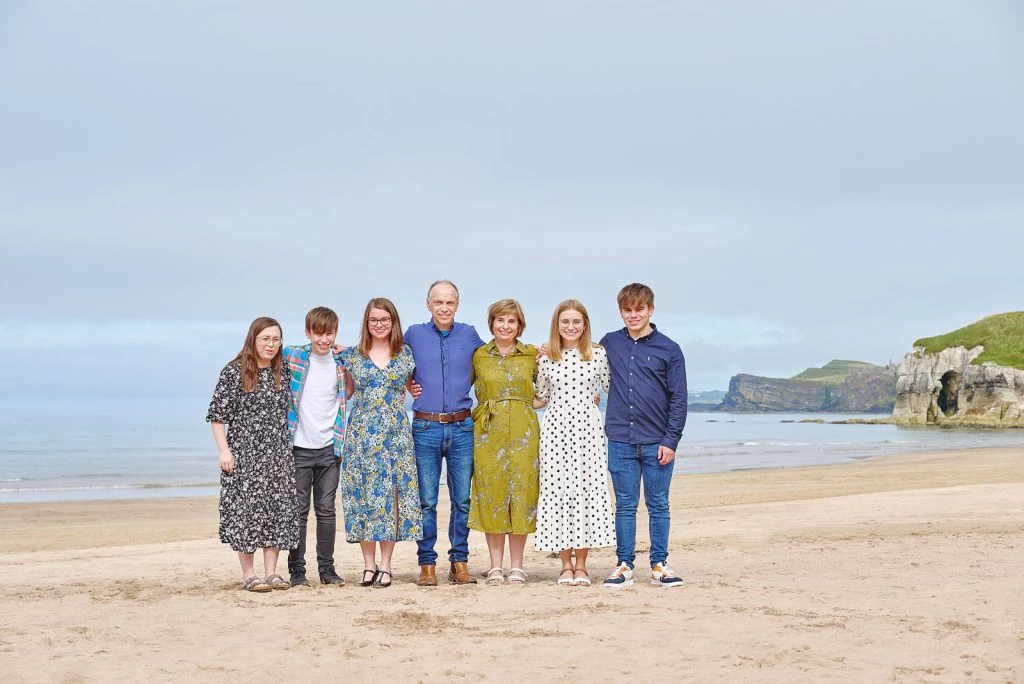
left=207, top=317, right=300, bottom=592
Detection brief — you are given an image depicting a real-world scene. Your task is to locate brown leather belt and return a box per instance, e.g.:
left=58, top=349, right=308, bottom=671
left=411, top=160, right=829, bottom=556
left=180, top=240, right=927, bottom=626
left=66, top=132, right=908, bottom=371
left=413, top=409, right=472, bottom=424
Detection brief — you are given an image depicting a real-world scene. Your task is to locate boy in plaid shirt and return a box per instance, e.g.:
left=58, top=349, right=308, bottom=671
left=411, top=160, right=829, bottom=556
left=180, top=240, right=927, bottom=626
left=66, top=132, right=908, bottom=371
left=282, top=307, right=353, bottom=587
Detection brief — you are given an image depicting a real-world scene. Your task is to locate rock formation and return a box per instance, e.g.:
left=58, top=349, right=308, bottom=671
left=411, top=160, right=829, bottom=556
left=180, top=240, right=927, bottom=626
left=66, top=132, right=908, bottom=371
left=715, top=362, right=896, bottom=413
left=892, top=346, right=1024, bottom=427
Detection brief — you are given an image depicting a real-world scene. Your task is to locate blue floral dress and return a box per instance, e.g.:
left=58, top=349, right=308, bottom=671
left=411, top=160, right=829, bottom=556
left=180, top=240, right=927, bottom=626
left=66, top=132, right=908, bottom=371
left=339, top=345, right=422, bottom=542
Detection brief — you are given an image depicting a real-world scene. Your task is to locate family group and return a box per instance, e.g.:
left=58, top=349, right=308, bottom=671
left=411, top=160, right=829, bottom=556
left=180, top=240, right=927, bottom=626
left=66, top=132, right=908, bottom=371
left=206, top=281, right=688, bottom=592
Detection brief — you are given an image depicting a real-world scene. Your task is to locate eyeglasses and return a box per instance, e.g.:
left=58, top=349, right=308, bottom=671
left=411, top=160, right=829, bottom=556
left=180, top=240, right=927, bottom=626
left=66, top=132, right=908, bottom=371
left=256, top=336, right=282, bottom=346
left=368, top=317, right=392, bottom=327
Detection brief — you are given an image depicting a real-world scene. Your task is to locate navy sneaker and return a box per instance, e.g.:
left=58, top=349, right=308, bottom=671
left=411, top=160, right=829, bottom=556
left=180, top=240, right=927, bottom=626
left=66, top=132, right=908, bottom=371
left=602, top=562, right=635, bottom=588
left=650, top=563, right=684, bottom=588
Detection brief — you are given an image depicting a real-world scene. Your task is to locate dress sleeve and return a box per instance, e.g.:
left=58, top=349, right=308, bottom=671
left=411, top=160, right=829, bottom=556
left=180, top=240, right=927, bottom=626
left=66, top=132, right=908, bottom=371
left=402, top=345, right=416, bottom=379
left=206, top=362, right=240, bottom=424
left=535, top=358, right=551, bottom=403
left=597, top=347, right=610, bottom=395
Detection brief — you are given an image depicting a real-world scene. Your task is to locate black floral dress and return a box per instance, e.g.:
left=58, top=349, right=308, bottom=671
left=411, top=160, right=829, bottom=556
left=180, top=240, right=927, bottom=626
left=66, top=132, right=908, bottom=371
left=206, top=362, right=300, bottom=553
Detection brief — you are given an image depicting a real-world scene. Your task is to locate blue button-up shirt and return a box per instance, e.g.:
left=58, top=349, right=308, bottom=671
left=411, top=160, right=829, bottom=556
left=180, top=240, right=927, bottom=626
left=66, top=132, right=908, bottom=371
left=600, top=324, right=688, bottom=451
left=405, top=320, right=485, bottom=413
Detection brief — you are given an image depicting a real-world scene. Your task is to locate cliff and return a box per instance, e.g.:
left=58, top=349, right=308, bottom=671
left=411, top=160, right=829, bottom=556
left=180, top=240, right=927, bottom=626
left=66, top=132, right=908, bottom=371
left=892, top=313, right=1024, bottom=427
left=717, top=360, right=896, bottom=413
left=892, top=350, right=1024, bottom=427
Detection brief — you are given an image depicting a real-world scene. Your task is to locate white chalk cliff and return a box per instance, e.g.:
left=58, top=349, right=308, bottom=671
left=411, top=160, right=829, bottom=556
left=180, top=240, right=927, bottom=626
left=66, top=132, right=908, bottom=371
left=892, top=346, right=1024, bottom=427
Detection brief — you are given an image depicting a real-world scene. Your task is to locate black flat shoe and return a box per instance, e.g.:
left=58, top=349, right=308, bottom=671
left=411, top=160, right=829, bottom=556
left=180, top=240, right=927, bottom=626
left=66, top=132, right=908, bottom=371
left=374, top=570, right=393, bottom=588
left=359, top=566, right=379, bottom=587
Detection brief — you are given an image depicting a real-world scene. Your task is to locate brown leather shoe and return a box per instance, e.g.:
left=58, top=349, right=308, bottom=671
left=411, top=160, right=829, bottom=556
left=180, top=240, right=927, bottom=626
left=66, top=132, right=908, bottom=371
left=448, top=561, right=478, bottom=585
left=416, top=564, right=437, bottom=587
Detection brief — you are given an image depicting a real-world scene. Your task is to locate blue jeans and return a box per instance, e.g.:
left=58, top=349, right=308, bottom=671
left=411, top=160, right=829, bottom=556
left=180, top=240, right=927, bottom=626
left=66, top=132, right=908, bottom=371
left=412, top=417, right=475, bottom=565
left=607, top=440, right=674, bottom=568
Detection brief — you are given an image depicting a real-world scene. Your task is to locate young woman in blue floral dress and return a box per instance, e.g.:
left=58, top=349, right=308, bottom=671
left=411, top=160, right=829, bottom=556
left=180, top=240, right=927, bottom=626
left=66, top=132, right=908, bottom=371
left=338, top=298, right=422, bottom=588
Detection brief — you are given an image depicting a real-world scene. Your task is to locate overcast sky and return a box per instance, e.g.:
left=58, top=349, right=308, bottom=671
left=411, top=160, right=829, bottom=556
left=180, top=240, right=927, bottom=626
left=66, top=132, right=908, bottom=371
left=1, top=1, right=1022, bottom=400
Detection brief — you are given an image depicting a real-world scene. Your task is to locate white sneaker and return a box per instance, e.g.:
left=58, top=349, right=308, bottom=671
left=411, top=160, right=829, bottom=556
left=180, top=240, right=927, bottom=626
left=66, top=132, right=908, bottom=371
left=602, top=562, right=634, bottom=588
left=650, top=563, right=684, bottom=588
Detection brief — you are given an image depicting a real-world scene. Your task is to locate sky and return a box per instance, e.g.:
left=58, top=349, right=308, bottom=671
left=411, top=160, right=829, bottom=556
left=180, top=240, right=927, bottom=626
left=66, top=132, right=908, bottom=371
left=1, top=1, right=1022, bottom=400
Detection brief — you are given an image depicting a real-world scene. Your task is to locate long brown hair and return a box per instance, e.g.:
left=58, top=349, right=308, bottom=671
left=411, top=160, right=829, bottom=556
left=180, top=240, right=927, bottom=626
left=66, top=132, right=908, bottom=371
left=547, top=299, right=595, bottom=362
left=232, top=317, right=283, bottom=392
left=358, top=298, right=404, bottom=357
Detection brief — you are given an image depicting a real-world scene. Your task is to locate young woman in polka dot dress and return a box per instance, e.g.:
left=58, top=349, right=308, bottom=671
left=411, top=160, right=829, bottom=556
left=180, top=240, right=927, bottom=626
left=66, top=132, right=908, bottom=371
left=534, top=299, right=615, bottom=586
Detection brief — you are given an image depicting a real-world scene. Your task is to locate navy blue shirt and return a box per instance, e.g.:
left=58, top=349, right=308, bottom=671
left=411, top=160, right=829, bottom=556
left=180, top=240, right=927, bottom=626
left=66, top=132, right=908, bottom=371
left=405, top=320, right=485, bottom=413
left=600, top=324, right=688, bottom=450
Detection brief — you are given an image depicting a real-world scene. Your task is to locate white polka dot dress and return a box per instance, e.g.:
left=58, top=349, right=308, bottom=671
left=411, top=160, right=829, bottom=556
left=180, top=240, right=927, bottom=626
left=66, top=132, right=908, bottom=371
left=534, top=345, right=615, bottom=552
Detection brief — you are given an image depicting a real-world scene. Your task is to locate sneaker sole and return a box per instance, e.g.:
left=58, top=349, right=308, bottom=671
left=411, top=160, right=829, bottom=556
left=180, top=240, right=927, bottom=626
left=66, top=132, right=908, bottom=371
left=650, top=579, right=685, bottom=588
left=602, top=579, right=634, bottom=588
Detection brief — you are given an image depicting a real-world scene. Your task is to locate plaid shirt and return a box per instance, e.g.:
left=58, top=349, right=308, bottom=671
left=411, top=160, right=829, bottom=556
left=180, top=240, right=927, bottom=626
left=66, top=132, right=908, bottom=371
left=282, top=344, right=348, bottom=457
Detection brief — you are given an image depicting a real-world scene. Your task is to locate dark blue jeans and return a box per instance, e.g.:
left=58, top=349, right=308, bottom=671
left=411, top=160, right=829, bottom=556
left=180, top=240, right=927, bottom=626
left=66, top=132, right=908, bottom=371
left=287, top=445, right=340, bottom=577
left=412, top=417, right=475, bottom=565
left=607, top=440, right=675, bottom=568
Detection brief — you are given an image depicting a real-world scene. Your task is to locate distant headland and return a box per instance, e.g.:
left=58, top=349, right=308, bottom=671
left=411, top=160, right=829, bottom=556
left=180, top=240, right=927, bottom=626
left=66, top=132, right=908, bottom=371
left=690, top=360, right=896, bottom=413
left=690, top=312, right=1024, bottom=428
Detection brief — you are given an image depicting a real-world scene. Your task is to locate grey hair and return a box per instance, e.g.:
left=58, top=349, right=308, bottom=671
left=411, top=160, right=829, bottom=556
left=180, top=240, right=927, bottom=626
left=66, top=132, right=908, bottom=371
left=426, top=279, right=460, bottom=301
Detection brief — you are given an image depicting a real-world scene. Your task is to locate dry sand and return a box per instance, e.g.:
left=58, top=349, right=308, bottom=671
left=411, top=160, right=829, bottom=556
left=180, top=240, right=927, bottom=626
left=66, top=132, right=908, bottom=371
left=1, top=448, right=1021, bottom=683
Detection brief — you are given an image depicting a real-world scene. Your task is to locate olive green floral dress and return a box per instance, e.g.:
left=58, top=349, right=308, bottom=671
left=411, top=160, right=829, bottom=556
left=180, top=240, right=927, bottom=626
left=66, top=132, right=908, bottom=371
left=468, top=340, right=540, bottom=534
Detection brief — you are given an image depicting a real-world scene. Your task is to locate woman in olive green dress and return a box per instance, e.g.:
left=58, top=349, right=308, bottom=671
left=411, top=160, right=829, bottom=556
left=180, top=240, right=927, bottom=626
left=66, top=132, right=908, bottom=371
left=469, top=299, right=544, bottom=585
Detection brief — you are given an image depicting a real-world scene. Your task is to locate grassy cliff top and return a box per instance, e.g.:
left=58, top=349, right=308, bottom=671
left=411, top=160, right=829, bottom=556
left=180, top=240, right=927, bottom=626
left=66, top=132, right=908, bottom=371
left=914, top=312, right=1024, bottom=370
left=790, top=360, right=881, bottom=383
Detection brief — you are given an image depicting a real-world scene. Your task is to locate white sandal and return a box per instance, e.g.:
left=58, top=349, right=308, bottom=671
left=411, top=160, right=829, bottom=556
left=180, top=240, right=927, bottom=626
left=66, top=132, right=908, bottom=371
left=556, top=568, right=574, bottom=586
left=485, top=567, right=505, bottom=585
left=507, top=568, right=528, bottom=584
left=573, top=569, right=591, bottom=587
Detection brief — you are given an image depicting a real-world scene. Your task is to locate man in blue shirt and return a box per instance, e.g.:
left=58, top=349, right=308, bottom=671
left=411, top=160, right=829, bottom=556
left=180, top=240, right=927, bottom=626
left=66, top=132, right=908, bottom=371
left=600, top=283, right=688, bottom=588
left=404, top=280, right=485, bottom=586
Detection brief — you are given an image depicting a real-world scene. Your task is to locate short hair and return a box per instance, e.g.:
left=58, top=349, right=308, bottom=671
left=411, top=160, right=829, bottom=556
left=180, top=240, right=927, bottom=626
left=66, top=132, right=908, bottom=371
left=304, top=306, right=338, bottom=334
left=426, top=279, right=460, bottom=301
left=358, top=297, right=404, bottom=357
left=547, top=299, right=595, bottom=362
left=486, top=299, right=526, bottom=339
left=617, top=283, right=655, bottom=310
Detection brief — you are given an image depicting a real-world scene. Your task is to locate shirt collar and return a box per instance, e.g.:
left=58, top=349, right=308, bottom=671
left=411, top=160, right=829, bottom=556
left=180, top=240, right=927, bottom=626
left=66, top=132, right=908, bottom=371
left=485, top=339, right=526, bottom=356
left=429, top=319, right=457, bottom=337
left=623, top=322, right=658, bottom=342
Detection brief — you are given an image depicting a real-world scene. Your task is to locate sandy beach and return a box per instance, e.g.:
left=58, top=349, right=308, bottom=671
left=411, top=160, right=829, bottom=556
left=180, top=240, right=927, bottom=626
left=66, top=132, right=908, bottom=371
left=1, top=447, right=1021, bottom=683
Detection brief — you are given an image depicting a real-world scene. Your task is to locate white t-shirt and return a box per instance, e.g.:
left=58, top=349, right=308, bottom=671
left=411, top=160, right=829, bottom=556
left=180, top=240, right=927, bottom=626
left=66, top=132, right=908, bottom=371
left=294, top=351, right=341, bottom=449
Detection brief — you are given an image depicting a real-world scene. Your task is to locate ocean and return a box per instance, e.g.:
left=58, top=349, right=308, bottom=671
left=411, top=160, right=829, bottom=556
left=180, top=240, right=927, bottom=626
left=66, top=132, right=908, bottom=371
left=1, top=398, right=1022, bottom=503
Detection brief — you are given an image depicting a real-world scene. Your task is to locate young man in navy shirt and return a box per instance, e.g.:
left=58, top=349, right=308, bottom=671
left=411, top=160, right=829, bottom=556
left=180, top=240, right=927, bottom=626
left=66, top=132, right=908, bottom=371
left=600, top=283, right=688, bottom=588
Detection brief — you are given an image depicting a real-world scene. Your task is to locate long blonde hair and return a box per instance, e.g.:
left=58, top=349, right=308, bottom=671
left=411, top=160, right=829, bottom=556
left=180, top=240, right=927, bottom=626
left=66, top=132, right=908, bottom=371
left=232, top=317, right=283, bottom=392
left=547, top=299, right=595, bottom=362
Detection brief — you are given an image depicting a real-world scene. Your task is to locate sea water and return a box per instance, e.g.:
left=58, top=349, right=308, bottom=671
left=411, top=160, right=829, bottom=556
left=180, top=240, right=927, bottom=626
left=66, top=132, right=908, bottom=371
left=1, top=398, right=1021, bottom=503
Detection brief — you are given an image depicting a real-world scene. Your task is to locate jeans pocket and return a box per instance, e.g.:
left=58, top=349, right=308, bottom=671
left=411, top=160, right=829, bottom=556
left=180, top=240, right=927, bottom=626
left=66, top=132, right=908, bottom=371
left=412, top=418, right=429, bottom=433
left=456, top=417, right=474, bottom=433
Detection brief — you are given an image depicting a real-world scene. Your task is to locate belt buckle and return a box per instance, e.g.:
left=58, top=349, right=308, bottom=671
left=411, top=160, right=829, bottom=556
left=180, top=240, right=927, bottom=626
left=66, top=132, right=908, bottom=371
left=438, top=412, right=452, bottom=424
